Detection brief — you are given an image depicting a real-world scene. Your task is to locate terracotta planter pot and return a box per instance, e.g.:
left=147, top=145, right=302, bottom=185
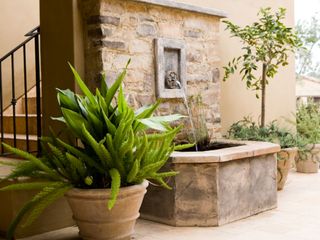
left=277, top=148, right=297, bottom=190
left=65, top=181, right=148, bottom=240
left=296, top=144, right=320, bottom=173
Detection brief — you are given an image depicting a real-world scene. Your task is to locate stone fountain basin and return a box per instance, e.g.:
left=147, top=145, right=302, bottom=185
left=140, top=140, right=280, bottom=226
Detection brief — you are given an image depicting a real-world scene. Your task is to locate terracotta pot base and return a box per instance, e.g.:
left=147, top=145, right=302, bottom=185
left=65, top=181, right=148, bottom=240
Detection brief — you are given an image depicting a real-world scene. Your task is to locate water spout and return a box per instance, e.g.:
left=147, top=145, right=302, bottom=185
left=176, top=81, right=199, bottom=152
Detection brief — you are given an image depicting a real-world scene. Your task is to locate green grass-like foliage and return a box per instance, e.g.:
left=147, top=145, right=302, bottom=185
left=228, top=117, right=305, bottom=149
left=296, top=100, right=320, bottom=144
left=0, top=61, right=187, bottom=239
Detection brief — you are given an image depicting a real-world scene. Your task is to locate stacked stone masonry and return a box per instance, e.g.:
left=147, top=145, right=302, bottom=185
left=82, top=0, right=223, bottom=139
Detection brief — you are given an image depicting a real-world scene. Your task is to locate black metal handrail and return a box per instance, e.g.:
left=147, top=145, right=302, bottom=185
left=0, top=26, right=41, bottom=155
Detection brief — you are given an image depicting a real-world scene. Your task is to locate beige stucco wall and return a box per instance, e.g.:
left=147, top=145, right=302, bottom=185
left=176, top=0, right=296, bottom=133
left=0, top=0, right=39, bottom=109
left=0, top=0, right=39, bottom=56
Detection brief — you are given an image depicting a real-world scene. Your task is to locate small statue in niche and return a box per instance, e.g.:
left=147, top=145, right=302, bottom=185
left=165, top=70, right=180, bottom=89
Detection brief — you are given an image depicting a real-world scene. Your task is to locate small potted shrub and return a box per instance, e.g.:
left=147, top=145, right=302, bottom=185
left=0, top=62, right=187, bottom=240
left=228, top=118, right=300, bottom=190
left=295, top=100, right=320, bottom=173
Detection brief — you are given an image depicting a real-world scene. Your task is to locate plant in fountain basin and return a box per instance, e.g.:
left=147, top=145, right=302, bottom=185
left=0, top=61, right=189, bottom=240
left=177, top=94, right=242, bottom=151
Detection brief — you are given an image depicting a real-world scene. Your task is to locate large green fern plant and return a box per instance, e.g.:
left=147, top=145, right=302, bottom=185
left=0, top=61, right=189, bottom=239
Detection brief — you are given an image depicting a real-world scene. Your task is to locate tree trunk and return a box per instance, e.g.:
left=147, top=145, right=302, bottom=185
left=261, top=63, right=267, bottom=128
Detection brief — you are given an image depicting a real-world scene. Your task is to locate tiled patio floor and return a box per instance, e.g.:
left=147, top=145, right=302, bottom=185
left=4, top=170, right=320, bottom=240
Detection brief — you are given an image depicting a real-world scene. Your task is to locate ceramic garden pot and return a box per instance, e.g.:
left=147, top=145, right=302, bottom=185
left=296, top=144, right=320, bottom=173
left=277, top=147, right=297, bottom=190
left=65, top=181, right=148, bottom=240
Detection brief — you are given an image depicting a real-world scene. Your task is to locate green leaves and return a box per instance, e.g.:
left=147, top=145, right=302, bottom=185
left=2, top=60, right=185, bottom=237
left=223, top=7, right=302, bottom=91
left=296, top=100, right=320, bottom=144
left=138, top=114, right=185, bottom=132
left=68, top=62, right=96, bottom=104
left=61, top=108, right=91, bottom=138
left=5, top=182, right=71, bottom=240
left=108, top=169, right=121, bottom=210
left=2, top=143, right=60, bottom=181
left=223, top=7, right=302, bottom=127
left=57, top=88, right=79, bottom=112
left=227, top=117, right=298, bottom=149
left=105, top=62, right=129, bottom=113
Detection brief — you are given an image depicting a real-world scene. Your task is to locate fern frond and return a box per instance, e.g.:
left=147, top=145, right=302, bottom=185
left=105, top=61, right=129, bottom=112
left=174, top=143, right=195, bottom=151
left=65, top=153, right=84, bottom=182
left=151, top=177, right=171, bottom=189
left=2, top=161, right=39, bottom=182
left=151, top=171, right=178, bottom=178
left=46, top=143, right=69, bottom=178
left=2, top=143, right=60, bottom=180
left=81, top=124, right=113, bottom=169
left=98, top=142, right=114, bottom=169
left=127, top=134, right=147, bottom=183
left=106, top=134, right=125, bottom=176
left=118, top=128, right=134, bottom=161
left=113, top=113, right=134, bottom=148
left=22, top=183, right=71, bottom=227
left=6, top=182, right=71, bottom=240
left=138, top=159, right=168, bottom=179
left=0, top=182, right=53, bottom=191
left=0, top=160, right=19, bottom=166
left=96, top=88, right=108, bottom=114
left=54, top=137, right=105, bottom=173
left=101, top=108, right=116, bottom=135
left=108, top=168, right=121, bottom=210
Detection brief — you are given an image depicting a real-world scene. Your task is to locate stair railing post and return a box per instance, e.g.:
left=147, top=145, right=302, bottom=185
left=35, top=31, right=42, bottom=155
left=0, top=63, right=3, bottom=154
left=11, top=53, right=17, bottom=148
left=23, top=44, right=30, bottom=152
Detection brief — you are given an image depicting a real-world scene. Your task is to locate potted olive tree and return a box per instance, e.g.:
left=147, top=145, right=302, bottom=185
left=228, top=118, right=300, bottom=190
left=223, top=8, right=302, bottom=189
left=0, top=62, right=187, bottom=240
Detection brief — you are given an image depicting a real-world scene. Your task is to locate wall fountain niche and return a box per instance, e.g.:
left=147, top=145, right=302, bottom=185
left=155, top=38, right=186, bottom=99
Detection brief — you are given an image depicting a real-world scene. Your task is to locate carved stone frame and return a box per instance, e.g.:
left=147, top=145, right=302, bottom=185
left=154, top=38, right=186, bottom=99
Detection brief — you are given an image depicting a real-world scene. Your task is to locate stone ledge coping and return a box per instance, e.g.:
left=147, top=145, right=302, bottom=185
left=132, top=0, right=227, bottom=18
left=0, top=141, right=280, bottom=176
left=171, top=140, right=280, bottom=163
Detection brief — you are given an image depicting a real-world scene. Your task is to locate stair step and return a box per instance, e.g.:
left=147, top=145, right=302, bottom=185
left=1, top=114, right=40, bottom=135
left=0, top=133, right=38, bottom=153
left=21, top=96, right=41, bottom=115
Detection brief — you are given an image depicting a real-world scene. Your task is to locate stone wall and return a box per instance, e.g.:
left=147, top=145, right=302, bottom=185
left=81, top=0, right=223, bottom=140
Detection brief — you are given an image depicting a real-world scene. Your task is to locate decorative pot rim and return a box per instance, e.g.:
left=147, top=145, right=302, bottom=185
left=65, top=180, right=148, bottom=200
